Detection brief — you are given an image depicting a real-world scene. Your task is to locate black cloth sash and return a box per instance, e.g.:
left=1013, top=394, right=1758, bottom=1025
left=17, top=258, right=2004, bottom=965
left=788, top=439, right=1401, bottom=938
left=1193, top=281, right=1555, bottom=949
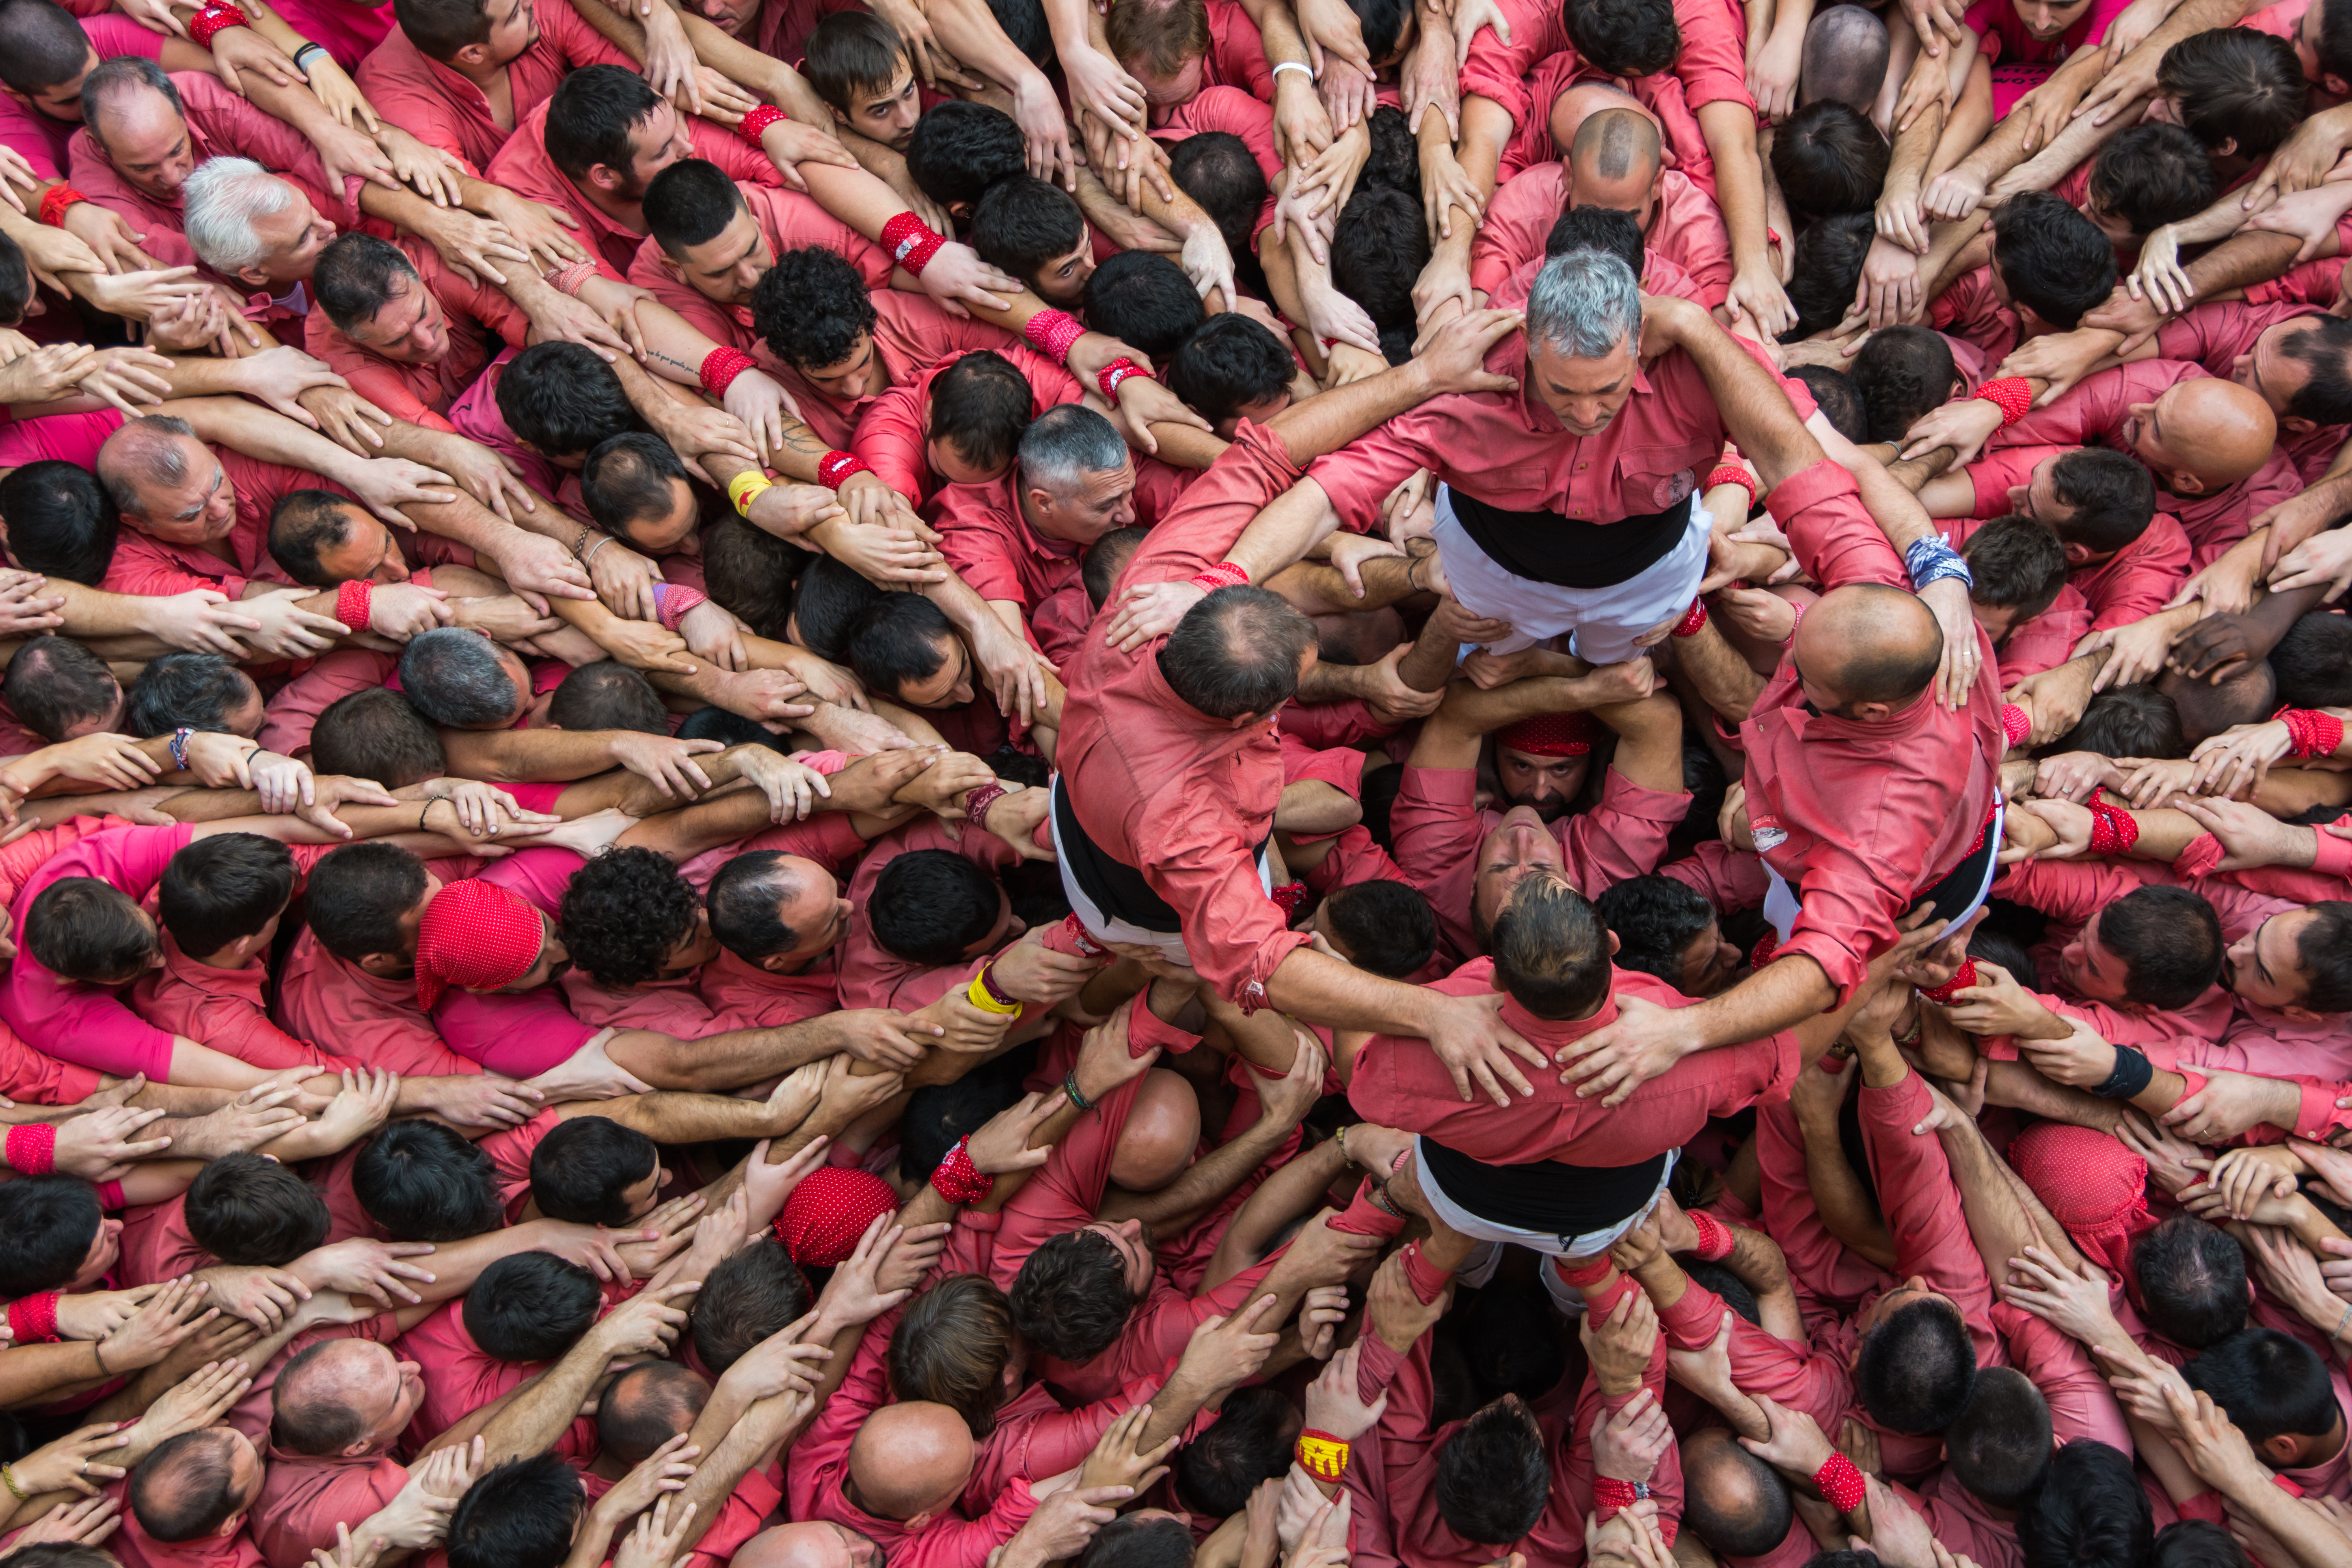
left=1052, top=778, right=1266, bottom=934
left=1419, top=1138, right=1670, bottom=1235
left=1449, top=488, right=1693, bottom=589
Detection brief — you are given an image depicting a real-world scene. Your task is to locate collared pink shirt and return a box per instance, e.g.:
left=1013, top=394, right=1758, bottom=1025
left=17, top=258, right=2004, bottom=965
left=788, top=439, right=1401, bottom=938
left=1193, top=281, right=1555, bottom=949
left=305, top=234, right=529, bottom=425
left=1460, top=0, right=1750, bottom=132
left=627, top=181, right=892, bottom=360
left=1947, top=462, right=2192, bottom=632
left=0, top=823, right=195, bottom=1080
left=1, top=16, right=167, bottom=183
left=356, top=0, right=635, bottom=172
left=252, top=1449, right=409, bottom=1568
left=852, top=348, right=1080, bottom=508
left=1498, top=50, right=1716, bottom=196
left=2155, top=299, right=2348, bottom=483
left=1470, top=161, right=1729, bottom=304
left=767, top=292, right=1032, bottom=451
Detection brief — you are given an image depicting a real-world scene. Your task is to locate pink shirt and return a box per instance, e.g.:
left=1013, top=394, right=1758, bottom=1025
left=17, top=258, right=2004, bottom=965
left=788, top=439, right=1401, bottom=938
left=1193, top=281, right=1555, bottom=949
left=767, top=292, right=1031, bottom=451
left=397, top=1297, right=597, bottom=1460
left=305, top=236, right=529, bottom=426
left=1499, top=50, right=1716, bottom=197
left=1947, top=462, right=2192, bottom=631
left=2155, top=298, right=2348, bottom=484
left=693, top=816, right=866, bottom=1027
left=431, top=851, right=595, bottom=1076
left=1963, top=0, right=2132, bottom=65
left=1931, top=266, right=2022, bottom=367
left=853, top=350, right=1081, bottom=509
left=356, top=0, right=634, bottom=171
left=266, top=0, right=398, bottom=69
left=626, top=182, right=891, bottom=360
left=1471, top=162, right=1729, bottom=305
left=104, top=1482, right=264, bottom=1568
left=1458, top=0, right=1751, bottom=132
left=1, top=16, right=167, bottom=183
left=838, top=817, right=1024, bottom=1014
left=0, top=823, right=196, bottom=1080
left=251, top=1449, right=409, bottom=1568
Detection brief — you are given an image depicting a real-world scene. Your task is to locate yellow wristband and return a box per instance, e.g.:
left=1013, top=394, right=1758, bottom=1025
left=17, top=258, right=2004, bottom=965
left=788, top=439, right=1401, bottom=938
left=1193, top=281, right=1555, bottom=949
left=1296, top=1432, right=1349, bottom=1482
left=727, top=470, right=773, bottom=516
left=967, top=972, right=1021, bottom=1016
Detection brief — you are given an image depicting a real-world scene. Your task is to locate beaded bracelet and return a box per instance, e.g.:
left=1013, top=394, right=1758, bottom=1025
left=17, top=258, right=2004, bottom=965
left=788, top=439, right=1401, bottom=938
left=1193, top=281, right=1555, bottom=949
left=37, top=184, right=87, bottom=228
left=335, top=578, right=373, bottom=634
left=817, top=451, right=873, bottom=490
left=700, top=346, right=758, bottom=399
left=1815, top=1454, right=1866, bottom=1512
left=4, top=1122, right=56, bottom=1176
left=170, top=726, right=195, bottom=771
left=879, top=211, right=947, bottom=275
left=2277, top=706, right=2346, bottom=759
left=930, top=1135, right=993, bottom=1203
left=734, top=104, right=787, bottom=147
left=1670, top=598, right=1707, bottom=638
left=1973, top=377, right=2033, bottom=427
left=189, top=3, right=251, bottom=47
left=1917, top=957, right=1978, bottom=1006
left=1021, top=309, right=1086, bottom=364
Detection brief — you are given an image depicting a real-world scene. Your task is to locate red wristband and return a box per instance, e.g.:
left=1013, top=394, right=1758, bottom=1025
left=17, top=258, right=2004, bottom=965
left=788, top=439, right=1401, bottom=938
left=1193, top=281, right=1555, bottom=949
left=2087, top=797, right=2140, bottom=857
left=651, top=583, right=708, bottom=632
left=37, top=185, right=87, bottom=228
left=1815, top=1454, right=1866, bottom=1513
left=1096, top=357, right=1146, bottom=400
left=1187, top=560, right=1249, bottom=595
left=736, top=104, right=787, bottom=147
left=1704, top=464, right=1758, bottom=514
left=929, top=1135, right=993, bottom=1204
left=1918, top=957, right=1978, bottom=1006
left=817, top=451, right=873, bottom=490
left=700, top=346, right=758, bottom=399
left=1687, top=1210, right=1736, bottom=1261
left=1591, top=1477, right=1641, bottom=1514
left=1670, top=598, right=1707, bottom=637
left=6, top=1291, right=60, bottom=1344
left=879, top=210, right=946, bottom=275
left=1021, top=309, right=1086, bottom=364
left=1974, top=377, right=2033, bottom=427
left=963, top=781, right=1008, bottom=830
left=2276, top=706, right=2346, bottom=759
left=2001, top=702, right=2032, bottom=750
left=333, top=578, right=372, bottom=635
left=188, top=2, right=251, bottom=45
left=5, top=1122, right=57, bottom=1177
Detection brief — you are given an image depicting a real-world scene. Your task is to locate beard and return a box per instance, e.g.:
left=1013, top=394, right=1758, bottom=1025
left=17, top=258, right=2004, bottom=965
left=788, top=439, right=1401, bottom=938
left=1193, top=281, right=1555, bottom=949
left=1501, top=789, right=1574, bottom=823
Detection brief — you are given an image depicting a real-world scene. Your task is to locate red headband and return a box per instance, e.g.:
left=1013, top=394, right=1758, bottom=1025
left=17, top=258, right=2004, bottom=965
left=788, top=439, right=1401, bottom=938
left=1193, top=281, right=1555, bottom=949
left=1496, top=711, right=1598, bottom=757
left=415, top=878, right=544, bottom=1011
left=775, top=1166, right=899, bottom=1267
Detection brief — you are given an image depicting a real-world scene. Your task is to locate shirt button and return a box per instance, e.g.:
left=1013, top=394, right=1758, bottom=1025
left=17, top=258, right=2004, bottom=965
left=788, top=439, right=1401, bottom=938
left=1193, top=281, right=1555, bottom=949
left=1577, top=461, right=1588, bottom=471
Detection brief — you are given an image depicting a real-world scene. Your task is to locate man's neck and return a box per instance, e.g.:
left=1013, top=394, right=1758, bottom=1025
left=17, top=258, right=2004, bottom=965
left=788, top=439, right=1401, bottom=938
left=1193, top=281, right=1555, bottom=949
left=571, top=175, right=648, bottom=235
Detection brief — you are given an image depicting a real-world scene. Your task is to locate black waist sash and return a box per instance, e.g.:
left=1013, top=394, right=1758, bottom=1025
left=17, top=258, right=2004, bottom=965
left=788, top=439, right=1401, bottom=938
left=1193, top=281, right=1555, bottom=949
left=1449, top=488, right=1693, bottom=589
left=1783, top=806, right=2000, bottom=927
left=1419, top=1138, right=1670, bottom=1235
left=1052, top=778, right=1267, bottom=934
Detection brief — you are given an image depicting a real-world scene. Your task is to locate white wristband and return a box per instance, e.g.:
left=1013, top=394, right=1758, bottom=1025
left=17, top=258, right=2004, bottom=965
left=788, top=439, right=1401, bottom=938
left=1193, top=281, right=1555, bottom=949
left=1272, top=60, right=1313, bottom=81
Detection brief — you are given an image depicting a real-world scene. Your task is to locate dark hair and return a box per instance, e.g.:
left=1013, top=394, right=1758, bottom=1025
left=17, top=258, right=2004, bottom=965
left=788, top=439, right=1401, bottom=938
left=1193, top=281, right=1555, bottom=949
left=690, top=1239, right=812, bottom=1372
left=1103, top=0, right=1207, bottom=76
left=399, top=628, right=521, bottom=730
left=1320, top=879, right=1436, bottom=978
left=1171, top=1385, right=1293, bottom=1516
left=2150, top=1520, right=2248, bottom=1568
left=898, top=1066, right=1025, bottom=1185
left=643, top=158, right=745, bottom=256
left=906, top=100, right=1026, bottom=210
left=987, top=0, right=1051, bottom=63
left=1856, top=1297, right=1976, bottom=1432
left=2047, top=447, right=2155, bottom=556
left=2185, top=1326, right=2342, bottom=1443
left=544, top=64, right=664, bottom=182
left=1158, top=587, right=1315, bottom=719
left=1084, top=526, right=1149, bottom=611
left=804, top=9, right=907, bottom=114
left=1433, top=1399, right=1549, bottom=1546
left=26, top=877, right=155, bottom=983
left=597, top=1362, right=708, bottom=1467
left=1594, top=874, right=1716, bottom=989
left=128, top=1430, right=247, bottom=1543
left=2017, top=1441, right=2151, bottom=1568
left=754, top=247, right=879, bottom=372
left=496, top=341, right=641, bottom=458
left=1680, top=1427, right=1794, bottom=1557
left=581, top=433, right=692, bottom=549
left=312, top=233, right=422, bottom=336
left=1685, top=1258, right=1762, bottom=1326
left=845, top=593, right=959, bottom=701
left=1010, top=1229, right=1135, bottom=1361
left=1848, top=325, right=1959, bottom=444
left=1564, top=0, right=1677, bottom=75
left=1082, top=251, right=1208, bottom=359
left=889, top=1272, right=1017, bottom=1437
left=1771, top=101, right=1888, bottom=218
left=465, top=1251, right=602, bottom=1362
left=1167, top=313, right=1298, bottom=422
left=2089, top=123, right=2219, bottom=237
left=971, top=175, right=1088, bottom=291
left=305, top=840, right=430, bottom=963
left=1962, top=515, right=2068, bottom=621
left=2293, top=902, right=2352, bottom=1012
left=311, top=688, right=447, bottom=791
left=706, top=850, right=802, bottom=961
left=2097, top=884, right=2222, bottom=1009
left=530, top=1115, right=659, bottom=1226
left=2155, top=28, right=2307, bottom=156
left=548, top=661, right=669, bottom=734
left=2132, top=1215, right=2247, bottom=1349
left=186, top=1152, right=329, bottom=1267
left=703, top=516, right=804, bottom=642
left=446, top=1455, right=585, bottom=1568
left=124, top=652, right=255, bottom=737
left=2055, top=685, right=2186, bottom=760
left=159, top=833, right=296, bottom=953
left=1545, top=203, right=1644, bottom=277
left=2276, top=313, right=2352, bottom=427
left=1945, top=1367, right=2053, bottom=1510
left=1331, top=187, right=1430, bottom=331
left=1347, top=0, right=1415, bottom=60
left=676, top=705, right=790, bottom=750
left=1169, top=132, right=1270, bottom=268
left=268, top=488, right=369, bottom=588
left=1789, top=365, right=1868, bottom=441
left=1076, top=1514, right=1195, bottom=1568
left=930, top=351, right=1033, bottom=474
left=0, top=230, right=24, bottom=331
left=1360, top=104, right=1420, bottom=197
left=870, top=849, right=1001, bottom=964
left=1781, top=213, right=1875, bottom=342
left=354, top=1119, right=503, bottom=1241
left=1993, top=192, right=2119, bottom=330
left=558, top=844, right=700, bottom=989
left=1459, top=1277, right=1567, bottom=1403
left=0, top=462, right=118, bottom=585
left=392, top=0, right=492, bottom=58
left=4, top=637, right=119, bottom=742
left=1490, top=871, right=1611, bottom=1019
left=0, top=0, right=99, bottom=95
left=0, top=1176, right=103, bottom=1297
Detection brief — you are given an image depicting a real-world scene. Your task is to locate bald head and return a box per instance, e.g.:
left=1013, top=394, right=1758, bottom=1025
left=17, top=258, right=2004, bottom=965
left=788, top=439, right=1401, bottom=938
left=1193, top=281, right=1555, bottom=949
left=2155, top=377, right=2278, bottom=487
left=1570, top=108, right=1663, bottom=203
left=272, top=1339, right=387, bottom=1455
left=1794, top=583, right=1944, bottom=713
left=736, top=1523, right=880, bottom=1568
left=95, top=414, right=204, bottom=520
left=1680, top=1428, right=1793, bottom=1557
left=1107, top=1068, right=1200, bottom=1192
left=79, top=56, right=181, bottom=157
left=847, top=1402, right=975, bottom=1522
left=1549, top=82, right=1651, bottom=162
left=1801, top=4, right=1890, bottom=110
left=598, top=1361, right=711, bottom=1466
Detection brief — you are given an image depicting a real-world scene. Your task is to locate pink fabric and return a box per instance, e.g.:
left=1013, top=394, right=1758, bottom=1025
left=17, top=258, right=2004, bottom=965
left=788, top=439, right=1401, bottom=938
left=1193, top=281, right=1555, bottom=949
left=626, top=181, right=895, bottom=361
left=0, top=17, right=168, bottom=184
left=356, top=0, right=635, bottom=171
left=0, top=823, right=194, bottom=1079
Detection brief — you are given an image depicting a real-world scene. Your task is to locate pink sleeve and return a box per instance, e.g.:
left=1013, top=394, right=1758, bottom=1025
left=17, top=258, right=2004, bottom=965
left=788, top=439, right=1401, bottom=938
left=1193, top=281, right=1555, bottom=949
left=1456, top=0, right=1557, bottom=127
left=1671, top=0, right=1756, bottom=110
left=1659, top=840, right=1770, bottom=913
left=1857, top=1071, right=1998, bottom=1353
left=1767, top=459, right=1907, bottom=593
left=1993, top=1302, right=2131, bottom=1451
left=1469, top=167, right=1560, bottom=298
left=432, top=989, right=594, bottom=1077
left=1559, top=770, right=1692, bottom=894
left=1659, top=1279, right=1854, bottom=1431
left=853, top=384, right=932, bottom=502
left=1389, top=767, right=1482, bottom=959
left=257, top=651, right=397, bottom=757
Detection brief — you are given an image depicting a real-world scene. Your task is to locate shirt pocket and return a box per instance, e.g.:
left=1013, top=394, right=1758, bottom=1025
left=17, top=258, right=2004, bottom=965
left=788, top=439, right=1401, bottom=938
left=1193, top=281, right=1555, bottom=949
left=1615, top=443, right=1704, bottom=514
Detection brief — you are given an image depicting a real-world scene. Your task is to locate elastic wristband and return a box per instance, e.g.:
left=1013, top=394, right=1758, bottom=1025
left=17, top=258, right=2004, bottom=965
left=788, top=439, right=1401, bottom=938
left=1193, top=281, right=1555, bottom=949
left=967, top=968, right=1022, bottom=1016
left=1973, top=377, right=2033, bottom=427
left=1270, top=60, right=1313, bottom=81
left=546, top=259, right=599, bottom=297
left=1399, top=1239, right=1451, bottom=1304
left=700, top=346, right=758, bottom=399
left=651, top=583, right=708, bottom=632
left=1187, top=560, right=1250, bottom=595
left=334, top=577, right=372, bottom=635
left=878, top=211, right=946, bottom=275
left=2087, top=797, right=2140, bottom=857
left=1704, top=464, right=1758, bottom=513
left=2276, top=706, right=2346, bottom=759
left=4, top=1122, right=56, bottom=1177
left=2001, top=702, right=2032, bottom=750
left=727, top=471, right=773, bottom=517
left=188, top=2, right=251, bottom=46
left=1670, top=598, right=1707, bottom=638
left=963, top=781, right=1007, bottom=830
left=1554, top=1252, right=1615, bottom=1289
left=1918, top=957, right=1978, bottom=1006
left=1591, top=1477, right=1640, bottom=1514
left=1020, top=309, right=1086, bottom=364
left=1057, top=912, right=1110, bottom=959
left=5, top=1292, right=59, bottom=1345
left=735, top=104, right=787, bottom=147
left=37, top=185, right=87, bottom=228
left=2092, top=1045, right=2156, bottom=1101
left=1687, top=1210, right=1735, bottom=1261
left=1904, top=534, right=1974, bottom=595
left=292, top=41, right=328, bottom=69
left=1096, top=357, right=1146, bottom=400
left=929, top=1136, right=994, bottom=1204
left=817, top=451, right=872, bottom=490
left=1814, top=1454, right=1866, bottom=1513
left=1295, top=1430, right=1350, bottom=1482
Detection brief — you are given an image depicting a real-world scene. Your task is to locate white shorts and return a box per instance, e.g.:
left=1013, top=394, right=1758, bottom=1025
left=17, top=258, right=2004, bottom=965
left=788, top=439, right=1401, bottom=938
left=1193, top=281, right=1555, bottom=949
left=1049, top=776, right=1272, bottom=962
left=1432, top=486, right=1714, bottom=665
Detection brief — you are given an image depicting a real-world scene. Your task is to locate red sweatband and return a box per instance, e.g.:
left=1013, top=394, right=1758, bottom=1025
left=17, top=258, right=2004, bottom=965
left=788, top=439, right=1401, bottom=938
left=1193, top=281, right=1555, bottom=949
left=4, top=1123, right=56, bottom=1177
left=735, top=104, right=787, bottom=147
left=929, top=1135, right=993, bottom=1205
left=2001, top=702, right=2032, bottom=750
left=877, top=210, right=946, bottom=274
left=1918, top=957, right=1978, bottom=1006
left=1974, top=377, right=2033, bottom=427
left=1687, top=1210, right=1735, bottom=1261
left=651, top=583, right=708, bottom=632
left=700, top=346, right=758, bottom=399
left=37, top=184, right=87, bottom=228
left=1020, top=309, right=1086, bottom=364
left=963, top=781, right=1008, bottom=831
left=1187, top=560, right=1249, bottom=595
left=1705, top=464, right=1758, bottom=514
left=1096, top=357, right=1146, bottom=400
left=1554, top=1251, right=1616, bottom=1289
left=6, top=1291, right=60, bottom=1344
left=2276, top=706, right=2346, bottom=759
left=1814, top=1454, right=1866, bottom=1512
left=817, top=451, right=872, bottom=490
left=334, top=578, right=372, bottom=635
left=1591, top=1477, right=1640, bottom=1515
left=1670, top=598, right=1707, bottom=638
left=2087, top=798, right=2140, bottom=857
left=188, top=2, right=250, bottom=45
left=1399, top=1240, right=1452, bottom=1303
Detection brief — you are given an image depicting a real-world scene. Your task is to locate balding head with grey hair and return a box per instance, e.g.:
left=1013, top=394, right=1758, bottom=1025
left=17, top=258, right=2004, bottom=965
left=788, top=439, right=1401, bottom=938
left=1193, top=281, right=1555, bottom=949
left=95, top=415, right=202, bottom=518
left=79, top=56, right=180, bottom=158
left=1017, top=404, right=1138, bottom=546
left=184, top=157, right=329, bottom=287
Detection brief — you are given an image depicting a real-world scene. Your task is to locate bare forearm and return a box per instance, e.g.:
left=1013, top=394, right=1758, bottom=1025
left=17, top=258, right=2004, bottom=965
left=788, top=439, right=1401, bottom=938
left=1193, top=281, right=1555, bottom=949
left=1699, top=101, right=1772, bottom=266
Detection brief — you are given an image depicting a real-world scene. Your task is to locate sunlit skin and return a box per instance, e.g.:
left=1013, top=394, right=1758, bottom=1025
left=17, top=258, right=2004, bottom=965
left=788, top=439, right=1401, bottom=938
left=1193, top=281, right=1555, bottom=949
left=298, top=1341, right=428, bottom=1453
left=347, top=274, right=454, bottom=368
left=2230, top=318, right=2325, bottom=431
left=666, top=203, right=776, bottom=309
left=582, top=102, right=698, bottom=213
left=752, top=856, right=855, bottom=973
left=1471, top=806, right=1565, bottom=939
left=1212, top=391, right=1290, bottom=440
left=612, top=475, right=703, bottom=556
left=128, top=438, right=239, bottom=549
left=1494, top=743, right=1591, bottom=823
left=9, top=45, right=102, bottom=121
left=1022, top=459, right=1139, bottom=546
left=687, top=0, right=761, bottom=41
left=1127, top=52, right=1208, bottom=119
left=93, top=90, right=200, bottom=201
left=2116, top=380, right=2277, bottom=495
left=894, top=631, right=978, bottom=710
left=736, top=1523, right=886, bottom=1568
left=1526, top=335, right=1641, bottom=439
left=834, top=63, right=921, bottom=151
left=2224, top=908, right=2324, bottom=1015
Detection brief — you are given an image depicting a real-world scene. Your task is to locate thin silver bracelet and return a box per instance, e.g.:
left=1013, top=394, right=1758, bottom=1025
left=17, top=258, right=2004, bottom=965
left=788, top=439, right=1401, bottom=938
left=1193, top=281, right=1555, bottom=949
left=581, top=535, right=614, bottom=568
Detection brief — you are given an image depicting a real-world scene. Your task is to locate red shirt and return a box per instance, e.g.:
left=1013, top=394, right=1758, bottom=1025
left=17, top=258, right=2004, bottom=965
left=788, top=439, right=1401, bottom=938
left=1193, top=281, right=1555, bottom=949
left=356, top=0, right=635, bottom=171
left=0, top=16, right=166, bottom=184
left=305, top=235, right=529, bottom=425
left=767, top=292, right=1031, bottom=451
left=0, top=823, right=195, bottom=1081
left=130, top=851, right=354, bottom=1073
left=276, top=914, right=484, bottom=1079
left=1470, top=162, right=1728, bottom=305
left=1198, top=0, right=1274, bottom=99
left=626, top=181, right=892, bottom=360
left=1459, top=0, right=1750, bottom=131
left=431, top=851, right=595, bottom=1077
left=932, top=479, right=1092, bottom=648
left=105, top=446, right=341, bottom=600
left=397, top=1297, right=597, bottom=1461
left=854, top=350, right=1080, bottom=509
left=2155, top=299, right=2348, bottom=484
left=1656, top=1275, right=1855, bottom=1438
left=1962, top=0, right=2132, bottom=65
left=104, top=1482, right=263, bottom=1568
left=839, top=817, right=1026, bottom=1014
left=252, top=1449, right=408, bottom=1568
left=1947, top=463, right=2192, bottom=632
left=1498, top=50, right=1716, bottom=197
left=1930, top=266, right=2022, bottom=367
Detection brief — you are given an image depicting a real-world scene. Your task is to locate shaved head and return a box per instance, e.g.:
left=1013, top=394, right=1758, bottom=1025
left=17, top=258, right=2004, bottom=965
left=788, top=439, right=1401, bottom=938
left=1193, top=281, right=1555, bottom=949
left=1795, top=583, right=1944, bottom=713
left=847, top=1401, right=975, bottom=1522
left=1549, top=81, right=1653, bottom=164
left=2159, top=377, right=2278, bottom=486
left=1801, top=4, right=1891, bottom=110
left=1107, top=1068, right=1199, bottom=1192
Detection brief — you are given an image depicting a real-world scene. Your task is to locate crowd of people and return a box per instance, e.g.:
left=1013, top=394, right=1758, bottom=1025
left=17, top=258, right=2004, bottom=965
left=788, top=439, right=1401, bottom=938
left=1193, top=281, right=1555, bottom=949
left=0, top=0, right=2348, bottom=1561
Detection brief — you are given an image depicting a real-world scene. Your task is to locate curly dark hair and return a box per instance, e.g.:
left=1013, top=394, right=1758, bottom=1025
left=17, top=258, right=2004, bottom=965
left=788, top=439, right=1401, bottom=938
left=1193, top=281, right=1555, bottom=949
left=557, top=846, right=701, bottom=989
left=752, top=247, right=880, bottom=372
